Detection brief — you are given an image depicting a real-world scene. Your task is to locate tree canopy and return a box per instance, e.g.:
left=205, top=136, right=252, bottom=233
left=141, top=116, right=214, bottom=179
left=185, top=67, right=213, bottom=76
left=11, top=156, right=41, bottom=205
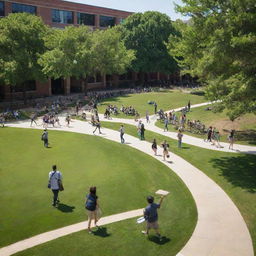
left=39, top=26, right=135, bottom=85
left=39, top=25, right=92, bottom=80
left=120, top=11, right=178, bottom=74
left=0, top=13, right=47, bottom=89
left=171, top=0, right=256, bottom=119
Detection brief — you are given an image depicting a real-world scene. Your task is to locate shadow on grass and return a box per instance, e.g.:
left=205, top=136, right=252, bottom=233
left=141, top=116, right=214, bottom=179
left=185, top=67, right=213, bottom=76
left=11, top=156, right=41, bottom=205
left=57, top=203, right=75, bottom=213
left=93, top=227, right=110, bottom=238
left=148, top=235, right=171, bottom=245
left=210, top=154, right=256, bottom=193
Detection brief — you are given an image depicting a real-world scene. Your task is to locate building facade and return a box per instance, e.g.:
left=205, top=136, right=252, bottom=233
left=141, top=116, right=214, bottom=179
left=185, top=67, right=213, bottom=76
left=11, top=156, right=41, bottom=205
left=0, top=0, right=136, bottom=100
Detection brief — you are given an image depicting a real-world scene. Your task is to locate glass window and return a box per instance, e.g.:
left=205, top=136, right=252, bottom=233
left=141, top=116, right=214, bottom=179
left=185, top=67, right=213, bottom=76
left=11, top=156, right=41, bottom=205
left=52, top=9, right=73, bottom=24
left=12, top=3, right=36, bottom=14
left=100, top=15, right=116, bottom=27
left=0, top=1, right=4, bottom=17
left=77, top=12, right=95, bottom=26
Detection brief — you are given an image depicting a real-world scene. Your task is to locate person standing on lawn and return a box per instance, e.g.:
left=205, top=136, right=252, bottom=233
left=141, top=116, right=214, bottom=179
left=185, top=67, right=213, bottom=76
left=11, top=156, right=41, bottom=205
left=142, top=195, right=165, bottom=241
left=164, top=117, right=169, bottom=132
left=85, top=186, right=100, bottom=233
left=140, top=123, right=145, bottom=140
left=48, top=165, right=63, bottom=207
left=41, top=129, right=49, bottom=148
left=154, top=102, right=158, bottom=114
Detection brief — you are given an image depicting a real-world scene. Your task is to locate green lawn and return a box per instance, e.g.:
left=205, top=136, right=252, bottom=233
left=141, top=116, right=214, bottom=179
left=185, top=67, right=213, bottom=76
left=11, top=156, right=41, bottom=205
left=97, top=90, right=205, bottom=118
left=100, top=122, right=256, bottom=253
left=0, top=128, right=197, bottom=256
left=156, top=104, right=256, bottom=145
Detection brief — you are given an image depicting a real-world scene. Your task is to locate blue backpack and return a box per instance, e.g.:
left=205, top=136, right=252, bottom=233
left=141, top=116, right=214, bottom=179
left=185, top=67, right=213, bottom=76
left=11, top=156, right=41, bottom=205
left=85, top=194, right=96, bottom=211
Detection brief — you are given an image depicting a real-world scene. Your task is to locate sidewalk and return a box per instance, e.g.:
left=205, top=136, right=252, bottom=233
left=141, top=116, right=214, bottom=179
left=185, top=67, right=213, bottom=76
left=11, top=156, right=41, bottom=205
left=95, top=101, right=256, bottom=155
left=5, top=117, right=254, bottom=256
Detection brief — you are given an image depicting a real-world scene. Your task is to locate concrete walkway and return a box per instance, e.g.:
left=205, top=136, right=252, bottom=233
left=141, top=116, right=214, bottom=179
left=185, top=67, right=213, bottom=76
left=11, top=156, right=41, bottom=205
left=0, top=209, right=143, bottom=256
left=95, top=101, right=256, bottom=154
left=3, top=117, right=254, bottom=256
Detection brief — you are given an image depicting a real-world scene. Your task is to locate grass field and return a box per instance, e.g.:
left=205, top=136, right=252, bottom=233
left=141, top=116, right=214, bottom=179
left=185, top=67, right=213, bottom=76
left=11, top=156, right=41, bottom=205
left=156, top=104, right=256, bottom=145
left=97, top=90, right=205, bottom=118
left=0, top=128, right=197, bottom=256
left=100, top=122, right=256, bottom=253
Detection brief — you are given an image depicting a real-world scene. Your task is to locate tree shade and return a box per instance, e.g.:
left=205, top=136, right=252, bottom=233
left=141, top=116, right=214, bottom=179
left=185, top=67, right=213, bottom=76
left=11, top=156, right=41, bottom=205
left=170, top=0, right=256, bottom=119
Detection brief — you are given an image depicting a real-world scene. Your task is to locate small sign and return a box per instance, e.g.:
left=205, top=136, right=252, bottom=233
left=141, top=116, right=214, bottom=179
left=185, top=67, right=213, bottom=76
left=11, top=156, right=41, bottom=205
left=155, top=189, right=170, bottom=196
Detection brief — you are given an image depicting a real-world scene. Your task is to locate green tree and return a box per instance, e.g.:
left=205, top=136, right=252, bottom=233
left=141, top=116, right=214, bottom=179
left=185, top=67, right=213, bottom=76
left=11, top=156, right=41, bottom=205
left=39, top=26, right=134, bottom=93
left=39, top=25, right=92, bottom=93
left=0, top=13, right=47, bottom=102
left=171, top=0, right=256, bottom=119
left=90, top=27, right=135, bottom=80
left=119, top=11, right=178, bottom=80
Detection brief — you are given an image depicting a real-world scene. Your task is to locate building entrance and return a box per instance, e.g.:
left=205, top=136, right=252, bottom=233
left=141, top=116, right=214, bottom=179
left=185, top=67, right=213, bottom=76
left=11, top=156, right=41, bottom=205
left=51, top=78, right=64, bottom=95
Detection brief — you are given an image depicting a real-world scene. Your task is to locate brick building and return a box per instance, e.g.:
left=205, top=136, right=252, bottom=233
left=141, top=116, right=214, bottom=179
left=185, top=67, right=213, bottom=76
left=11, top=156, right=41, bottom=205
left=0, top=0, right=138, bottom=100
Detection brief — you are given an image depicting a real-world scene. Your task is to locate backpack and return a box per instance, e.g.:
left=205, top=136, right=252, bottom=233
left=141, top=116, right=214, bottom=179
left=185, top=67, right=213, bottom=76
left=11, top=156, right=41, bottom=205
left=85, top=194, right=96, bottom=211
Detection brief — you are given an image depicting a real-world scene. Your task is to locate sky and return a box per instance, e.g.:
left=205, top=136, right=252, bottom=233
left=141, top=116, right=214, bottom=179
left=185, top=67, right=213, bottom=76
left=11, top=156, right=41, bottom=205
left=66, top=0, right=186, bottom=21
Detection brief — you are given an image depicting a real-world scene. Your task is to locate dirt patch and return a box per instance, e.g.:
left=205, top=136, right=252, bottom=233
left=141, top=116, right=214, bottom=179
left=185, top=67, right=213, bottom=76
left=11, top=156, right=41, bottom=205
left=209, top=116, right=256, bottom=145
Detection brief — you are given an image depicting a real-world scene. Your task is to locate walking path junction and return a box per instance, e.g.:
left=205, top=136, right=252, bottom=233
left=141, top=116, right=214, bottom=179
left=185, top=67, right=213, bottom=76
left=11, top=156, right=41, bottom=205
left=3, top=114, right=254, bottom=256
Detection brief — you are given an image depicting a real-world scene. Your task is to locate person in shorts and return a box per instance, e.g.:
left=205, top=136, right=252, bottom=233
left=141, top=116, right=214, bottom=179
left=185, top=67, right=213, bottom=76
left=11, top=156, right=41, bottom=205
left=142, top=195, right=165, bottom=240
left=85, top=186, right=99, bottom=233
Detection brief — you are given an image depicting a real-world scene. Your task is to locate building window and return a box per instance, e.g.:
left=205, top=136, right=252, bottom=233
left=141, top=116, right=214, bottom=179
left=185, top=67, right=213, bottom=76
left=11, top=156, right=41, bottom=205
left=100, top=15, right=116, bottom=27
left=77, top=12, right=95, bottom=26
left=0, top=1, right=4, bottom=17
left=52, top=9, right=73, bottom=24
left=12, top=3, right=36, bottom=14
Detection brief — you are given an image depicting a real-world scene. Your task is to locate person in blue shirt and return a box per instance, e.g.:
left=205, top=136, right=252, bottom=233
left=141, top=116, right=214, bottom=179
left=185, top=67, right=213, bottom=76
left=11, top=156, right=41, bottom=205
left=142, top=195, right=165, bottom=240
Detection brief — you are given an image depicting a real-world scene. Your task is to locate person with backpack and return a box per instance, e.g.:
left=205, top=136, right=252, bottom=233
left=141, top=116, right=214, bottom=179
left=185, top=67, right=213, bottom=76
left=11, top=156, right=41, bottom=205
left=48, top=165, right=63, bottom=207
left=85, top=186, right=99, bottom=233
left=41, top=129, right=49, bottom=148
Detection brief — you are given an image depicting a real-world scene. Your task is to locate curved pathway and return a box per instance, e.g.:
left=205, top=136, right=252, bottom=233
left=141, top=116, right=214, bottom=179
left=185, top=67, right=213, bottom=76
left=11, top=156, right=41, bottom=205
left=94, top=101, right=256, bottom=154
left=2, top=117, right=253, bottom=256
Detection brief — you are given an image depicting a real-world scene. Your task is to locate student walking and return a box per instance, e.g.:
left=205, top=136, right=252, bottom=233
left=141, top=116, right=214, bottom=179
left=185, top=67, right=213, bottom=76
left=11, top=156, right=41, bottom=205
left=85, top=186, right=99, bottom=233
left=177, top=129, right=183, bottom=148
left=161, top=140, right=169, bottom=161
left=30, top=113, right=37, bottom=127
left=66, top=115, right=71, bottom=127
left=228, top=129, right=235, bottom=150
left=41, top=129, right=49, bottom=148
left=93, top=121, right=102, bottom=134
left=119, top=125, right=125, bottom=144
left=146, top=111, right=150, bottom=123
left=152, top=139, right=157, bottom=155
left=141, top=195, right=165, bottom=241
left=48, top=165, right=63, bottom=207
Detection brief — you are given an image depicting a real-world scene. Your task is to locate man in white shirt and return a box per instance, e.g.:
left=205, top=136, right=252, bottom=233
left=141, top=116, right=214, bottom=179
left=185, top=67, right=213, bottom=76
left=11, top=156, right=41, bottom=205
left=48, top=165, right=63, bottom=207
